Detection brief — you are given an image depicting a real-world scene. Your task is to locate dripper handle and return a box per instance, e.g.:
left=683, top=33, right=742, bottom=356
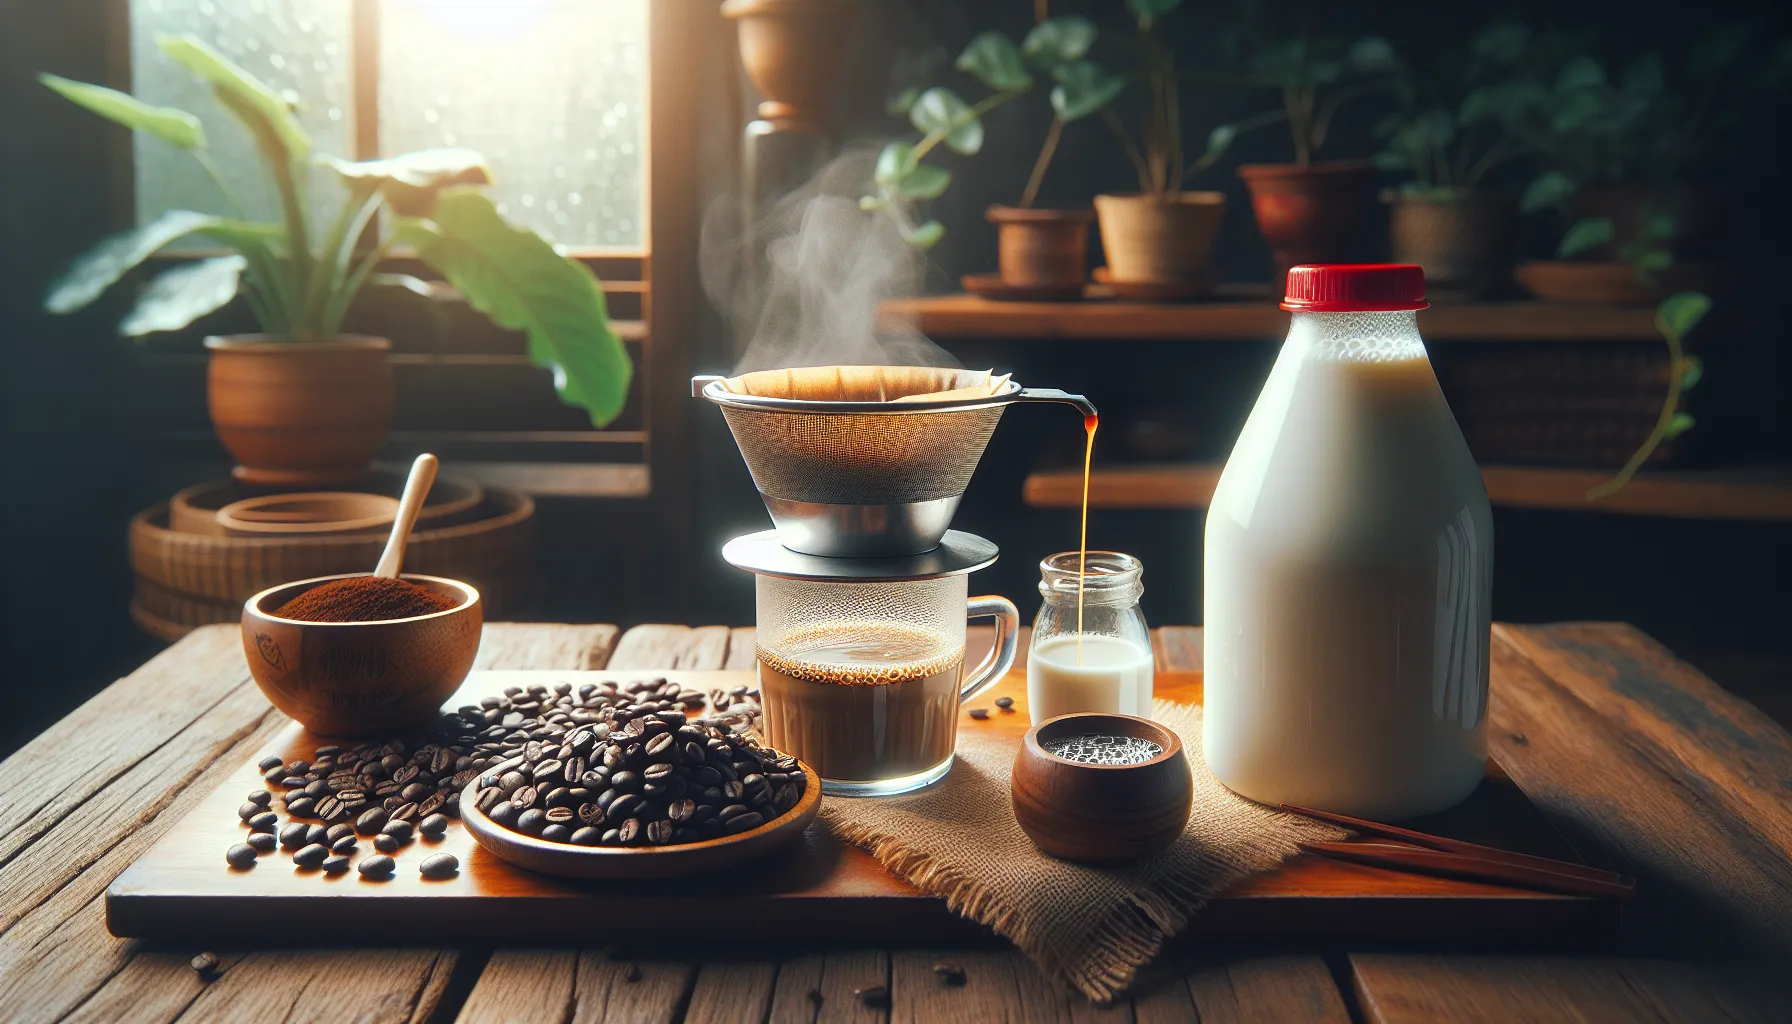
left=691, top=374, right=725, bottom=398
left=1011, top=388, right=1097, bottom=419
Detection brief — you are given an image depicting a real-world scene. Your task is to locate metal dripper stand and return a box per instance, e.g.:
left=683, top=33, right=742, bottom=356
left=694, top=369, right=1096, bottom=796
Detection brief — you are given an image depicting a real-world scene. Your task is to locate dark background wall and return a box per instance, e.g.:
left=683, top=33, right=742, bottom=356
left=5, top=0, right=1789, bottom=756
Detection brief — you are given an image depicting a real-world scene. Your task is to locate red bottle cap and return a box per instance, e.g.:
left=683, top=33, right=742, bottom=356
left=1282, top=264, right=1429, bottom=312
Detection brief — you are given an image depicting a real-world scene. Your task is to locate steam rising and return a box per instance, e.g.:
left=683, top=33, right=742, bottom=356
left=701, top=150, right=959, bottom=373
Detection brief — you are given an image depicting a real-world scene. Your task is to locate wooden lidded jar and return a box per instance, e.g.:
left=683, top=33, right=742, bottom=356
left=1012, top=712, right=1191, bottom=863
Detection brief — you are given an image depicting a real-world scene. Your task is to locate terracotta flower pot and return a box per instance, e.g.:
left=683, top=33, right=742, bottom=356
left=1093, top=192, right=1226, bottom=298
left=205, top=335, right=395, bottom=488
left=1570, top=186, right=1719, bottom=261
left=1238, top=161, right=1376, bottom=280
left=1386, top=189, right=1514, bottom=299
left=986, top=206, right=1093, bottom=291
left=721, top=0, right=856, bottom=127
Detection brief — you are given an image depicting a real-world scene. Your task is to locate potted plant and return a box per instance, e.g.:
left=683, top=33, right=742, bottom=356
left=1372, top=26, right=1543, bottom=298
left=1217, top=31, right=1402, bottom=278
left=864, top=16, right=1122, bottom=297
left=1506, top=24, right=1788, bottom=302
left=41, top=34, right=630, bottom=486
left=1090, top=0, right=1237, bottom=298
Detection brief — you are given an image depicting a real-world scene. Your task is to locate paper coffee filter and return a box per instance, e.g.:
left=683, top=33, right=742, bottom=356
left=722, top=365, right=1010, bottom=403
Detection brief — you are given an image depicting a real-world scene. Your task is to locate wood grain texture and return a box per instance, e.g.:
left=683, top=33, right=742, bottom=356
left=1351, top=955, right=1792, bottom=1024
left=0, top=622, right=616, bottom=1024
left=1023, top=461, right=1792, bottom=521
left=877, top=294, right=1661, bottom=342
left=609, top=624, right=735, bottom=670
left=764, top=950, right=890, bottom=1024
left=1488, top=623, right=1792, bottom=957
left=1134, top=954, right=1349, bottom=1024
left=454, top=950, right=695, bottom=1024
left=889, top=949, right=1131, bottom=1023
left=683, top=961, right=778, bottom=1024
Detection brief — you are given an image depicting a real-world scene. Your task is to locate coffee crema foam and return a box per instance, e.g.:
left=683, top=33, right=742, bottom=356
left=1042, top=733, right=1164, bottom=765
left=757, top=621, right=962, bottom=687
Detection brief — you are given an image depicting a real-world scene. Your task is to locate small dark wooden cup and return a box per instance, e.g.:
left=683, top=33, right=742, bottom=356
left=241, top=573, right=482, bottom=737
left=1012, top=713, right=1192, bottom=863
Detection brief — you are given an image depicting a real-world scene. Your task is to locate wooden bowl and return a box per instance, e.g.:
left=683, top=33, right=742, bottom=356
left=240, top=573, right=482, bottom=737
left=460, top=756, right=822, bottom=879
left=1012, top=713, right=1192, bottom=863
left=215, top=492, right=400, bottom=537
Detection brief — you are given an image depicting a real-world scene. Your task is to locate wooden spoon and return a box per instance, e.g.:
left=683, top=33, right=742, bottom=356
left=374, top=454, right=439, bottom=579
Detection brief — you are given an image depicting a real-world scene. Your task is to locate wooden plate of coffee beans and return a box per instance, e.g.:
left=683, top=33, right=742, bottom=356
left=460, top=752, right=821, bottom=880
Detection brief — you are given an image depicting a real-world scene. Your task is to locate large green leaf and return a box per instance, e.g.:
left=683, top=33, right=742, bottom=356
left=1050, top=61, right=1124, bottom=122
left=1554, top=56, right=1607, bottom=95
left=322, top=148, right=493, bottom=215
left=907, top=220, right=945, bottom=250
left=910, top=87, right=982, bottom=155
left=1520, top=171, right=1576, bottom=212
left=1459, top=80, right=1548, bottom=126
left=1348, top=37, right=1399, bottom=73
left=39, top=74, right=203, bottom=149
left=1657, top=291, right=1711, bottom=339
left=957, top=32, right=1031, bottom=92
left=156, top=33, right=308, bottom=159
left=1557, top=216, right=1614, bottom=258
left=399, top=191, right=632, bottom=427
left=1022, top=17, right=1097, bottom=69
left=46, top=210, right=223, bottom=314
left=119, top=255, right=245, bottom=336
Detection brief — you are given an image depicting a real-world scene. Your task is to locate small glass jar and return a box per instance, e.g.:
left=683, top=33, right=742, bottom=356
left=1026, top=551, right=1154, bottom=725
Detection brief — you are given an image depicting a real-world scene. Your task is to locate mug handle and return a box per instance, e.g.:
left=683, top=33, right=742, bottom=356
left=961, top=595, right=1020, bottom=703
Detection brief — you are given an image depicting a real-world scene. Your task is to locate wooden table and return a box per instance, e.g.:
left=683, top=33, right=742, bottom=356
left=3, top=621, right=1789, bottom=1022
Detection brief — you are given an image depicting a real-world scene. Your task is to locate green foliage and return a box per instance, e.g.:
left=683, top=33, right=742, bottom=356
left=1051, top=61, right=1124, bottom=123
left=1219, top=32, right=1404, bottom=166
left=397, top=191, right=632, bottom=427
left=1372, top=26, right=1544, bottom=192
left=1588, top=288, right=1711, bottom=500
left=1520, top=170, right=1576, bottom=213
left=1658, top=290, right=1711, bottom=338
left=38, top=74, right=203, bottom=149
left=909, top=87, right=984, bottom=156
left=958, top=32, right=1031, bottom=92
left=1021, top=17, right=1096, bottom=68
left=1126, top=0, right=1183, bottom=23
left=41, top=32, right=630, bottom=427
left=1556, top=217, right=1615, bottom=258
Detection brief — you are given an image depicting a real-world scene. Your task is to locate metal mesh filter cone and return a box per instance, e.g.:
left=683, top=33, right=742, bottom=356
left=719, top=404, right=1006, bottom=505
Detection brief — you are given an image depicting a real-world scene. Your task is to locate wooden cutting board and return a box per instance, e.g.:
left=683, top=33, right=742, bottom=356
left=108, top=667, right=1621, bottom=945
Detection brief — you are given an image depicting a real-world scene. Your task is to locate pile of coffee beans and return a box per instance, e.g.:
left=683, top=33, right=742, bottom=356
left=473, top=677, right=800, bottom=848
left=227, top=677, right=784, bottom=872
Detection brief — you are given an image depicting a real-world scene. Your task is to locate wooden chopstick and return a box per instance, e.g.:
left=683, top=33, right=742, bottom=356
left=1297, top=841, right=1637, bottom=900
left=1281, top=803, right=1630, bottom=885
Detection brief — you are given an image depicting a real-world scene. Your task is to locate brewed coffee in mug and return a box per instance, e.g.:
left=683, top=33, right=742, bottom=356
left=754, top=573, right=1018, bottom=796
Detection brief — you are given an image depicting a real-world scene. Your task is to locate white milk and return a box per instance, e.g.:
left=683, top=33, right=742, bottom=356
left=1203, top=308, right=1492, bottom=820
left=1028, top=633, right=1155, bottom=724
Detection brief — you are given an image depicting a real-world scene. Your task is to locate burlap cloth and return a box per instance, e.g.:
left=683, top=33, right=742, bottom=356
left=819, top=699, right=1346, bottom=1001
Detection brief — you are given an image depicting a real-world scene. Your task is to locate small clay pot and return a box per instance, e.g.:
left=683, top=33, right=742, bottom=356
left=206, top=335, right=395, bottom=488
left=1093, top=192, right=1225, bottom=298
left=1514, top=259, right=1724, bottom=307
left=1012, top=712, right=1192, bottom=863
left=1237, top=161, right=1376, bottom=281
left=241, top=573, right=482, bottom=737
left=721, top=0, right=857, bottom=127
left=986, top=205, right=1093, bottom=291
left=1571, top=185, right=1719, bottom=261
left=1386, top=189, right=1514, bottom=299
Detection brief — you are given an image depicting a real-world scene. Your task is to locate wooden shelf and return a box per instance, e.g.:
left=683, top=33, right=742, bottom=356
left=1024, top=462, right=1792, bottom=522
left=879, top=292, right=1659, bottom=342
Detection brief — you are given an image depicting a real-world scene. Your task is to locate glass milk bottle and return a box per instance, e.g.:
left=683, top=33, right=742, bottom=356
left=1027, top=551, right=1154, bottom=725
left=1203, top=265, right=1492, bottom=820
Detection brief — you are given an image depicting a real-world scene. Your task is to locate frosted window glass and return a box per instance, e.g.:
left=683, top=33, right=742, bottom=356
left=379, top=0, right=647, bottom=248
left=130, top=0, right=355, bottom=239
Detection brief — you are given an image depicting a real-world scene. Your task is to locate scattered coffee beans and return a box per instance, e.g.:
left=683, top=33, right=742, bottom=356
left=293, top=843, right=328, bottom=870
left=855, top=985, right=889, bottom=1006
left=322, top=854, right=350, bottom=874
left=225, top=844, right=257, bottom=869
left=471, top=678, right=799, bottom=849
left=993, top=696, right=1014, bottom=711
left=374, top=834, right=400, bottom=853
left=358, top=854, right=395, bottom=879
left=246, top=832, right=277, bottom=853
left=968, top=708, right=989, bottom=720
left=933, top=961, right=967, bottom=986
left=189, top=951, right=219, bottom=977
left=419, top=853, right=459, bottom=879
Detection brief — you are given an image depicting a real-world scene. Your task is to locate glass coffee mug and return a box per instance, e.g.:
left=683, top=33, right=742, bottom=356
left=754, top=573, right=1019, bottom=796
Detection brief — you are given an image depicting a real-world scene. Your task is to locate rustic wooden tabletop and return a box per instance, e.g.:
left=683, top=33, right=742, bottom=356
left=2, top=620, right=1789, bottom=1022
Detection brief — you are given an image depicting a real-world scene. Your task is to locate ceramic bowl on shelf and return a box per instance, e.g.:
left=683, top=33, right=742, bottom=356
left=240, top=573, right=482, bottom=737
left=1012, top=712, right=1191, bottom=862
left=460, top=755, right=822, bottom=879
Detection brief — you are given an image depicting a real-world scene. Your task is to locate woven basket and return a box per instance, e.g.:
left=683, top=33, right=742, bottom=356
left=1434, top=344, right=1681, bottom=468
left=129, top=485, right=536, bottom=640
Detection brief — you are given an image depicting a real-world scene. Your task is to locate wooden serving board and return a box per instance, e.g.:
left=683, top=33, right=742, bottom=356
left=108, top=667, right=1621, bottom=946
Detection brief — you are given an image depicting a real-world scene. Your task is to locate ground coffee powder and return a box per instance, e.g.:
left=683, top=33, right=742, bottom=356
left=275, top=576, right=459, bottom=622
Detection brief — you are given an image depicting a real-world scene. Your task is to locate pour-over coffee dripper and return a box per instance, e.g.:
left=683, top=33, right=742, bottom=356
left=695, top=366, right=1094, bottom=557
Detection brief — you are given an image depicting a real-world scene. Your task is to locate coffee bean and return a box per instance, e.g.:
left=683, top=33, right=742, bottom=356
left=355, top=808, right=389, bottom=835
left=644, top=733, right=675, bottom=762
left=489, top=801, right=518, bottom=827
left=285, top=797, right=316, bottom=818
left=331, top=834, right=358, bottom=853
left=225, top=844, right=257, bottom=869
left=316, top=797, right=347, bottom=823
left=190, top=951, right=219, bottom=977
left=566, top=826, right=598, bottom=846
left=717, top=803, right=752, bottom=823
left=305, top=824, right=328, bottom=845
left=601, top=828, right=622, bottom=845
left=246, top=789, right=272, bottom=807
left=618, top=818, right=644, bottom=845
left=854, top=985, right=889, bottom=1005
left=534, top=759, right=564, bottom=784
left=515, top=809, right=547, bottom=836
left=606, top=793, right=645, bottom=824
left=247, top=811, right=278, bottom=833
left=511, top=786, right=538, bottom=810
left=237, top=801, right=263, bottom=822
left=499, top=771, right=527, bottom=794
left=993, top=696, right=1015, bottom=710
left=278, top=823, right=308, bottom=849
left=968, top=707, right=990, bottom=720
left=383, top=820, right=415, bottom=842
left=323, top=855, right=350, bottom=874
left=667, top=798, right=696, bottom=822
left=390, top=801, right=420, bottom=823
left=544, top=806, right=575, bottom=824
left=541, top=823, right=572, bottom=842
left=358, top=855, right=395, bottom=879
left=420, top=853, right=459, bottom=879
left=419, top=813, right=448, bottom=837
left=326, top=823, right=355, bottom=844
left=933, top=961, right=966, bottom=985
left=724, top=812, right=765, bottom=834
left=292, top=843, right=328, bottom=869
left=475, top=787, right=504, bottom=813
left=257, top=755, right=283, bottom=772
left=374, top=834, right=400, bottom=853
left=400, top=782, right=432, bottom=803
left=646, top=819, right=674, bottom=844
left=418, top=792, right=447, bottom=818
left=247, top=832, right=277, bottom=853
